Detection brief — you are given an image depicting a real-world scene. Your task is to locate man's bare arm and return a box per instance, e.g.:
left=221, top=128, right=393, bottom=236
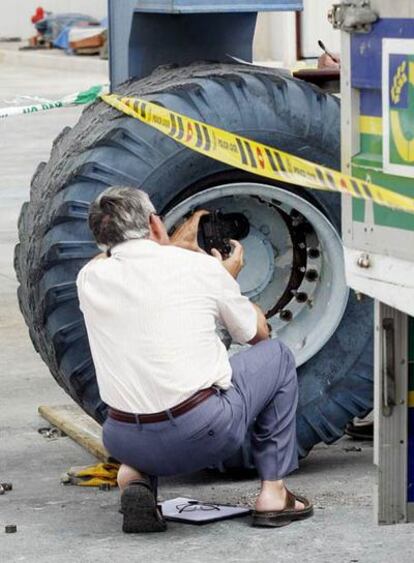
left=213, top=241, right=270, bottom=345
left=248, top=303, right=270, bottom=345
left=169, top=210, right=209, bottom=252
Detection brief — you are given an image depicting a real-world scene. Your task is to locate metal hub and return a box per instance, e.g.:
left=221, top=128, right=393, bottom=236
left=165, top=182, right=349, bottom=367
left=236, top=227, right=275, bottom=297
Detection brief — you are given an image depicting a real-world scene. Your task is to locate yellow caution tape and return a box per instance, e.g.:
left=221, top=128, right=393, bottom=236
left=0, top=85, right=108, bottom=119
left=101, top=94, right=414, bottom=214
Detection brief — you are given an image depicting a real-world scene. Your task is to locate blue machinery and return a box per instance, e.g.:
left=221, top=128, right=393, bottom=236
left=107, top=1, right=302, bottom=87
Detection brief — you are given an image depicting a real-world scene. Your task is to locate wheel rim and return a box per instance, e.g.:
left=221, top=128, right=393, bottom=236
left=165, top=182, right=349, bottom=367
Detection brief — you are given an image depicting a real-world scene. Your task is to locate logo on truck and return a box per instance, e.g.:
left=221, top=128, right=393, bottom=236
left=383, top=40, right=414, bottom=178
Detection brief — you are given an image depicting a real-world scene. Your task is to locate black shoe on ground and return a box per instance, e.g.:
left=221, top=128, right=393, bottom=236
left=345, top=420, right=373, bottom=441
left=121, top=479, right=167, bottom=533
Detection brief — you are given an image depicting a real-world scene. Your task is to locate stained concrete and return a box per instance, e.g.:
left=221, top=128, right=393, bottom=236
left=1, top=61, right=414, bottom=563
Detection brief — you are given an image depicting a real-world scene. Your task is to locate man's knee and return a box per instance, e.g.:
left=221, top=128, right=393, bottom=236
left=266, top=339, right=297, bottom=387
left=263, top=338, right=295, bottom=367
left=279, top=340, right=296, bottom=369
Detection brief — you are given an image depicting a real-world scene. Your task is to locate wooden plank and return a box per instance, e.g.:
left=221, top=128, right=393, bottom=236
left=38, top=404, right=109, bottom=462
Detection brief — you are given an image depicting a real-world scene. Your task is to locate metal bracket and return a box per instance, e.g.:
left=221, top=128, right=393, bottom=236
left=375, top=304, right=409, bottom=524
left=328, top=1, right=378, bottom=33
left=382, top=317, right=396, bottom=417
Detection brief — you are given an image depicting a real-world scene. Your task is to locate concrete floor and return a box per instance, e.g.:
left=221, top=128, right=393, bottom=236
left=1, top=60, right=414, bottom=563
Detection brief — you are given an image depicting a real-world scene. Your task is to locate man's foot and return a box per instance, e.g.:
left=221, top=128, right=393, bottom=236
left=255, top=485, right=305, bottom=512
left=252, top=480, right=313, bottom=528
left=117, top=463, right=144, bottom=491
left=121, top=479, right=167, bottom=533
left=252, top=489, right=313, bottom=528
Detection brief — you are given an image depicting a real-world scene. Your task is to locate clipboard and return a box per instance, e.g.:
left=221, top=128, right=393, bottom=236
left=160, top=497, right=251, bottom=525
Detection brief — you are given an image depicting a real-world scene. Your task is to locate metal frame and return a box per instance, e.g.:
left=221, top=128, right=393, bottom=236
left=131, top=1, right=303, bottom=11
left=374, top=302, right=408, bottom=524
left=341, top=0, right=414, bottom=525
left=341, top=0, right=414, bottom=315
left=107, top=0, right=303, bottom=88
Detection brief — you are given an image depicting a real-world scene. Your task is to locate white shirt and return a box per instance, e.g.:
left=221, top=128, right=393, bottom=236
left=76, top=239, right=257, bottom=413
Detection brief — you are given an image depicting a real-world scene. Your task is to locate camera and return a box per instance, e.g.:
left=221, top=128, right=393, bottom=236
left=197, top=210, right=250, bottom=258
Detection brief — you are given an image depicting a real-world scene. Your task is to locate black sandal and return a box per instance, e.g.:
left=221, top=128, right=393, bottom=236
left=121, top=478, right=167, bottom=533
left=252, top=489, right=313, bottom=528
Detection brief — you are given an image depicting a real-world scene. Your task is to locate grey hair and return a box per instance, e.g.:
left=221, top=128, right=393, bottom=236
left=88, top=186, right=156, bottom=250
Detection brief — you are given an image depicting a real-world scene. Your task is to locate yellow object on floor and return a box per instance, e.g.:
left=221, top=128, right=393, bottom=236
left=61, top=462, right=120, bottom=487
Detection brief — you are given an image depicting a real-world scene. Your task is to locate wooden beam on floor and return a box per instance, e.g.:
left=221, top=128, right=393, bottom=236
left=38, top=403, right=109, bottom=461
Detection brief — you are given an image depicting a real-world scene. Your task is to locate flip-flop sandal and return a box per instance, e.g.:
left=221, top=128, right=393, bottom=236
left=252, top=489, right=313, bottom=528
left=121, top=478, right=167, bottom=533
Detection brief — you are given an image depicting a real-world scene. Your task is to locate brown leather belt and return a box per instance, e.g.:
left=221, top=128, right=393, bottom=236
left=108, top=387, right=216, bottom=424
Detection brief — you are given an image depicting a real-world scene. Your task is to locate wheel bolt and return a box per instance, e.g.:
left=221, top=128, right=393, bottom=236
left=308, top=248, right=320, bottom=259
left=295, top=292, right=308, bottom=303
left=280, top=310, right=292, bottom=322
left=305, top=269, right=319, bottom=282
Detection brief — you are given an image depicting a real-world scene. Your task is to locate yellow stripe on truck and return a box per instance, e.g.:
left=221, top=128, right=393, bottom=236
left=359, top=115, right=382, bottom=136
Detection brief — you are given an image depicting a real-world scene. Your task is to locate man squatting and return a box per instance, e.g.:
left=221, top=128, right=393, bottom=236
left=76, top=186, right=313, bottom=532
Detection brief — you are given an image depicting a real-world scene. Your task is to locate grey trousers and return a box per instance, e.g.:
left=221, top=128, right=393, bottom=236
left=103, top=339, right=299, bottom=481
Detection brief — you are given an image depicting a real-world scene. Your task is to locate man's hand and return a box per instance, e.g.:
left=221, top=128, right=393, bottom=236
left=212, top=240, right=244, bottom=279
left=170, top=210, right=209, bottom=253
left=317, top=52, right=340, bottom=70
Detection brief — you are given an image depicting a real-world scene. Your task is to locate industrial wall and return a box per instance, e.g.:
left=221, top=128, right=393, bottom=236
left=0, top=1, right=107, bottom=40
left=0, top=1, right=338, bottom=67
left=300, top=0, right=340, bottom=57
left=255, top=0, right=340, bottom=65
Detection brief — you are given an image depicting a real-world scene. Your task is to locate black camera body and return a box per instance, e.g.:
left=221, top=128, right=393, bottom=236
left=198, top=211, right=250, bottom=258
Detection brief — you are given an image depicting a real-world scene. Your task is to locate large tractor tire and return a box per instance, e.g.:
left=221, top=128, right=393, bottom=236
left=15, top=63, right=373, bottom=462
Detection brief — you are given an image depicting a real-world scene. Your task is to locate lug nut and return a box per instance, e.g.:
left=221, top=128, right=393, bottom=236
left=280, top=310, right=293, bottom=322
left=308, top=248, right=320, bottom=259
left=1, top=483, right=13, bottom=491
left=305, top=269, right=319, bottom=282
left=291, top=218, right=303, bottom=228
left=357, top=253, right=371, bottom=269
left=5, top=525, right=17, bottom=534
left=295, top=292, right=308, bottom=303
